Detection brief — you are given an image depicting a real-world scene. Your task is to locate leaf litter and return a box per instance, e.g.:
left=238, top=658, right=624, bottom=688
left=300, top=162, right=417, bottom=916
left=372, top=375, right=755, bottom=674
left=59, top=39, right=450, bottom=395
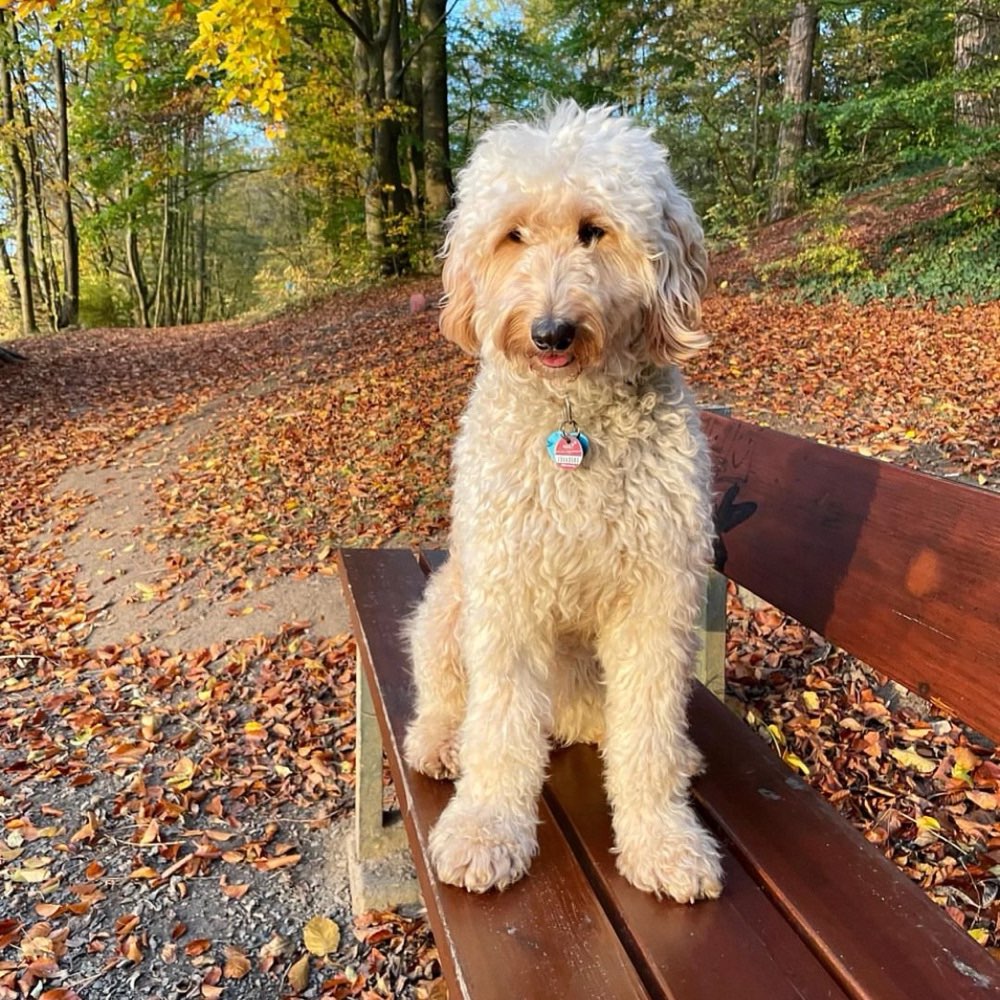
left=1, top=278, right=998, bottom=996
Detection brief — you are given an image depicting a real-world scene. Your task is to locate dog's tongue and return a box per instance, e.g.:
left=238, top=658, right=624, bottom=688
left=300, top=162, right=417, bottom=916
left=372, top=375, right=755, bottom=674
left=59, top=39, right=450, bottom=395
left=541, top=352, right=571, bottom=369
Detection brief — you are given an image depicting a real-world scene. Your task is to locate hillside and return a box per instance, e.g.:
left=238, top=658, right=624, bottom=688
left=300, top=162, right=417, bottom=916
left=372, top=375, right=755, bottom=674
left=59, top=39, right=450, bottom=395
left=711, top=165, right=1000, bottom=308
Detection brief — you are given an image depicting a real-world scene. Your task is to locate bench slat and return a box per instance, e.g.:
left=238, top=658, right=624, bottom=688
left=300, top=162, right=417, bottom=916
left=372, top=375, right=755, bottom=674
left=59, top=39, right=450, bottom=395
left=545, top=746, right=851, bottom=1000
left=338, top=548, right=652, bottom=1000
left=702, top=412, right=1000, bottom=742
left=688, top=683, right=1000, bottom=999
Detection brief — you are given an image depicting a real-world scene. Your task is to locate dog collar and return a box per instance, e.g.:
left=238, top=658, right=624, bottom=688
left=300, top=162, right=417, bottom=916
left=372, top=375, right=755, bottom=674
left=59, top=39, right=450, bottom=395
left=546, top=398, right=590, bottom=470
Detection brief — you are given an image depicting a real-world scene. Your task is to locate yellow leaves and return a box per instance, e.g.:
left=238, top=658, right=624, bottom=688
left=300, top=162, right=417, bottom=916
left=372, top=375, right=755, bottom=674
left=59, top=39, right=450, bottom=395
left=913, top=814, right=942, bottom=847
left=244, top=719, right=267, bottom=740
left=951, top=745, right=980, bottom=786
left=167, top=756, right=197, bottom=790
left=8, top=859, right=52, bottom=884
left=764, top=722, right=812, bottom=776
left=186, top=0, right=295, bottom=123
left=782, top=752, right=811, bottom=777
left=889, top=746, right=937, bottom=774
left=3, top=0, right=58, bottom=16
left=801, top=690, right=821, bottom=712
left=282, top=916, right=343, bottom=993
left=302, top=915, right=340, bottom=957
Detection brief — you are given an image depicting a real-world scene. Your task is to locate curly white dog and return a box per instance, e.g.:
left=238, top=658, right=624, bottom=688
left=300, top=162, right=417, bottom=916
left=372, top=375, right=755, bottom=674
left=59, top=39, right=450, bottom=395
left=404, top=101, right=723, bottom=903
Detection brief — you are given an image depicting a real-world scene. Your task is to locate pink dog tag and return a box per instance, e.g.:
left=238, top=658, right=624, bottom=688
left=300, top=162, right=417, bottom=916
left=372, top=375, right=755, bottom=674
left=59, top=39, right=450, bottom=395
left=546, top=430, right=589, bottom=469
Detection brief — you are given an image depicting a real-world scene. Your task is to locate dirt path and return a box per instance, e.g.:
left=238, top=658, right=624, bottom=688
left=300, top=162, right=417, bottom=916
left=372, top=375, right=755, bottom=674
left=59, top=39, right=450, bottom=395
left=0, top=288, right=446, bottom=1000
left=50, top=396, right=350, bottom=653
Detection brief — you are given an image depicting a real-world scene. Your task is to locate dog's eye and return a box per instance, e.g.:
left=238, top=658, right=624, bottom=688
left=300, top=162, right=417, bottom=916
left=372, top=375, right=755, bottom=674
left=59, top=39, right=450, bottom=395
left=578, top=222, right=605, bottom=246
left=506, top=229, right=523, bottom=244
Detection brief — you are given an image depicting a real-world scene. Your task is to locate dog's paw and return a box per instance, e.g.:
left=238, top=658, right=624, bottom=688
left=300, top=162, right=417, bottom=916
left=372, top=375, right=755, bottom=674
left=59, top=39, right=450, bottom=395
left=616, top=811, right=723, bottom=903
left=403, top=717, right=460, bottom=780
left=429, top=801, right=537, bottom=893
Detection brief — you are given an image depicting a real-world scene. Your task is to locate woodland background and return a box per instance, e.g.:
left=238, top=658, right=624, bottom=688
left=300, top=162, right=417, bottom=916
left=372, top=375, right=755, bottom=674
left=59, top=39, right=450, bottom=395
left=0, top=0, right=997, bottom=339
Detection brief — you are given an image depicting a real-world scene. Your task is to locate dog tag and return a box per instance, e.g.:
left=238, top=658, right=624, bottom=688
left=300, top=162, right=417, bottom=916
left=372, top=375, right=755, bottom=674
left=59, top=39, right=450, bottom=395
left=546, top=429, right=589, bottom=469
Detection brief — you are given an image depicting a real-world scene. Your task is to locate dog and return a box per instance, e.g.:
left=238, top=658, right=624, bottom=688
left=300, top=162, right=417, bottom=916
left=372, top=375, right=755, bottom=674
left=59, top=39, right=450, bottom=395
left=403, top=101, right=722, bottom=904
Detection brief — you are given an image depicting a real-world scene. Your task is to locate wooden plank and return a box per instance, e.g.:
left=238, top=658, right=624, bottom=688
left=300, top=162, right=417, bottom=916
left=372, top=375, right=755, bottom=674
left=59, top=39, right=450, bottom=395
left=337, top=548, right=652, bottom=1000
left=545, top=746, right=850, bottom=1000
left=688, top=683, right=1000, bottom=999
left=702, top=412, right=1000, bottom=741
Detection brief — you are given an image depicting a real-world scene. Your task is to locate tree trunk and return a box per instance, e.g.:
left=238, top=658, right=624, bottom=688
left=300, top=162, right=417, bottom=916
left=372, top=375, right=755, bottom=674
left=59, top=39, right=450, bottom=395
left=152, top=171, right=174, bottom=328
left=11, top=20, right=59, bottom=330
left=53, top=35, right=79, bottom=328
left=195, top=122, right=208, bottom=323
left=123, top=173, right=151, bottom=326
left=333, top=0, right=410, bottom=274
left=0, top=241, right=21, bottom=317
left=0, top=13, right=36, bottom=335
left=419, top=0, right=452, bottom=218
left=955, top=0, right=1000, bottom=128
left=768, top=1, right=817, bottom=223
left=126, top=224, right=150, bottom=328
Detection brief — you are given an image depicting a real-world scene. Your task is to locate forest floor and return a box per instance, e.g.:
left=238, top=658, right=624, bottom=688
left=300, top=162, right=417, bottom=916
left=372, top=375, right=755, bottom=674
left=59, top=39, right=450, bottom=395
left=1, top=262, right=998, bottom=998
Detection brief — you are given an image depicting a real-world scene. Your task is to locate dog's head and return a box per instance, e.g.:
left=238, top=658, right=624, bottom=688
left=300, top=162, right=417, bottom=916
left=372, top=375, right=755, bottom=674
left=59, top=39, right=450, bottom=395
left=440, top=102, right=709, bottom=379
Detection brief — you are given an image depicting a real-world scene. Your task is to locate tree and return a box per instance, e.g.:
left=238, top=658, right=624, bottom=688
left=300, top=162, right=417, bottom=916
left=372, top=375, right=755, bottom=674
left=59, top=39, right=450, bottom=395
left=0, top=10, right=37, bottom=335
left=331, top=0, right=410, bottom=273
left=769, top=1, right=818, bottom=222
left=53, top=27, right=79, bottom=327
left=186, top=0, right=454, bottom=275
left=419, top=0, right=451, bottom=217
left=955, top=0, right=1000, bottom=127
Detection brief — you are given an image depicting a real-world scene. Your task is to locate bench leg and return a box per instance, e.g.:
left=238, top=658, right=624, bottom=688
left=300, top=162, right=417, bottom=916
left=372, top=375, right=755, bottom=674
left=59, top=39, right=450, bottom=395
left=694, top=568, right=726, bottom=700
left=348, top=650, right=421, bottom=912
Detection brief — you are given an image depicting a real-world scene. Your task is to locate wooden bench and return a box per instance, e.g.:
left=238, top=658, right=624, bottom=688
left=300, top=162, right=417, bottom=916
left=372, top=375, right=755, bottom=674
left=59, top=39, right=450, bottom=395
left=337, top=411, right=1000, bottom=1000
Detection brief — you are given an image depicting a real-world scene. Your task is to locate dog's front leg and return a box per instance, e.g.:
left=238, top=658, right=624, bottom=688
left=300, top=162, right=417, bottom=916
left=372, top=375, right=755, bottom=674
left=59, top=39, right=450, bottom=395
left=428, top=607, right=552, bottom=893
left=597, top=589, right=723, bottom=903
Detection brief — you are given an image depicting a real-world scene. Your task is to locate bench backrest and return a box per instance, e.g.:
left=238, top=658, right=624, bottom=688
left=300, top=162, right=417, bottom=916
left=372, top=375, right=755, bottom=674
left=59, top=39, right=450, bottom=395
left=702, top=412, right=1000, bottom=743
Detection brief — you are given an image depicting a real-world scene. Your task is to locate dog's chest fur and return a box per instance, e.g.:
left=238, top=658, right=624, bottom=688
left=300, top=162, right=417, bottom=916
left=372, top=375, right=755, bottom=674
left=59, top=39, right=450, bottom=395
left=449, top=363, right=712, bottom=625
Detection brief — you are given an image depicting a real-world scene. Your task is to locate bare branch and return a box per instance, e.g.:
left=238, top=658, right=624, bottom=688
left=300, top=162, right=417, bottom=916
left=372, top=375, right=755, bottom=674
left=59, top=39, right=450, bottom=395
left=323, top=0, right=372, bottom=48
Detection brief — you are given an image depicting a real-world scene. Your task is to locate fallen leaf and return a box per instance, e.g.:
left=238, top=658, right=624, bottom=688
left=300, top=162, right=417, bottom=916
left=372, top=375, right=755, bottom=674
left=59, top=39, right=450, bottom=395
left=890, top=747, right=937, bottom=774
left=286, top=952, right=310, bottom=993
left=185, top=938, right=212, bottom=958
left=223, top=944, right=251, bottom=979
left=302, top=915, right=340, bottom=957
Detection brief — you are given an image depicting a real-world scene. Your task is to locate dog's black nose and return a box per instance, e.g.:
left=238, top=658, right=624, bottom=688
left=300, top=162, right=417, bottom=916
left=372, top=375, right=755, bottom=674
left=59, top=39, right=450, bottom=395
left=530, top=317, right=577, bottom=352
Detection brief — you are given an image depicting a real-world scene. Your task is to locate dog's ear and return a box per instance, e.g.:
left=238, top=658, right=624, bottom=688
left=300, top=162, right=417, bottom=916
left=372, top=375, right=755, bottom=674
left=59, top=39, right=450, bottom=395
left=439, top=252, right=479, bottom=355
left=644, top=196, right=711, bottom=365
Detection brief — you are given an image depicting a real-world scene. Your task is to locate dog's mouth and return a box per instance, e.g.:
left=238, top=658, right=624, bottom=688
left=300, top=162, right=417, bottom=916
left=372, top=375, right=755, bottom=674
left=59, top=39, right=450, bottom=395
left=538, top=351, right=573, bottom=370
left=529, top=349, right=584, bottom=378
